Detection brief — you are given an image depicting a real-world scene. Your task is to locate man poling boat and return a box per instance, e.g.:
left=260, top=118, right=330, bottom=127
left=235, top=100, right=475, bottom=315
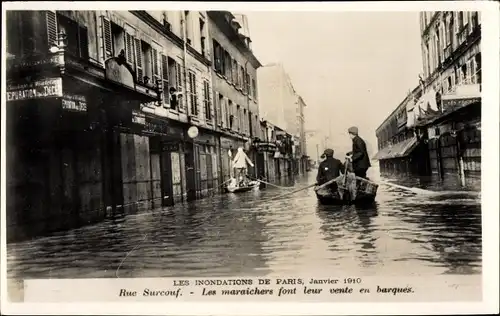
left=226, top=147, right=260, bottom=193
left=313, top=127, right=378, bottom=205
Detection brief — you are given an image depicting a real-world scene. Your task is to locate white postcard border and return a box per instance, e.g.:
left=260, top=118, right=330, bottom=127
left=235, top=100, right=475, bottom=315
left=1, top=1, right=499, bottom=315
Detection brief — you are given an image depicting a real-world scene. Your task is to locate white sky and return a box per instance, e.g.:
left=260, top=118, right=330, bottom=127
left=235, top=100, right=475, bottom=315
left=242, top=11, right=423, bottom=154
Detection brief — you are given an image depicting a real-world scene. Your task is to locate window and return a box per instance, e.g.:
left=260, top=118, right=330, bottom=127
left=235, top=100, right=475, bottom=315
left=203, top=80, right=211, bottom=120
left=199, top=18, right=206, bottom=56
left=248, top=111, right=253, bottom=136
left=243, top=109, right=247, bottom=134
left=246, top=73, right=251, bottom=96
left=474, top=53, right=481, bottom=84
left=184, top=11, right=192, bottom=45
left=232, top=58, right=237, bottom=85
left=188, top=71, right=198, bottom=116
left=161, top=54, right=169, bottom=107
left=236, top=105, right=241, bottom=131
left=7, top=11, right=58, bottom=57
left=216, top=93, right=223, bottom=126
left=167, top=57, right=183, bottom=110
left=228, top=100, right=234, bottom=130
left=213, top=40, right=222, bottom=73
left=141, top=41, right=153, bottom=84
left=57, top=13, right=89, bottom=59
left=110, top=22, right=125, bottom=57
left=252, top=79, right=257, bottom=99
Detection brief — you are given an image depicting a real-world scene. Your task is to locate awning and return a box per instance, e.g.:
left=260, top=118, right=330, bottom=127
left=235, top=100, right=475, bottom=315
left=372, top=137, right=419, bottom=160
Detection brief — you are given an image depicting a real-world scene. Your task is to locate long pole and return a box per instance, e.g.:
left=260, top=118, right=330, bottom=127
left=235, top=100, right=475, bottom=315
left=316, top=143, right=319, bottom=164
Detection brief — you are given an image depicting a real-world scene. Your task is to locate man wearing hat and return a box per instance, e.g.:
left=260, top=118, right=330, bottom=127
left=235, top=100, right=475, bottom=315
left=346, top=126, right=371, bottom=178
left=316, top=148, right=345, bottom=190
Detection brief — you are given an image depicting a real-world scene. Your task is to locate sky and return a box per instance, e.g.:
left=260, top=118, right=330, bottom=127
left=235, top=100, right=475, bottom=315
left=241, top=11, right=423, bottom=156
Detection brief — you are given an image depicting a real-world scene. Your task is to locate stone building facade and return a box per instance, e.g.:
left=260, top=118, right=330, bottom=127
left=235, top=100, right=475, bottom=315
left=374, top=11, right=481, bottom=190
left=207, top=11, right=262, bottom=182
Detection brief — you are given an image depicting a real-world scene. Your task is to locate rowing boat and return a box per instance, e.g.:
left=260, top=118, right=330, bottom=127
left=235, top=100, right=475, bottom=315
left=314, top=174, right=378, bottom=205
left=225, top=179, right=260, bottom=193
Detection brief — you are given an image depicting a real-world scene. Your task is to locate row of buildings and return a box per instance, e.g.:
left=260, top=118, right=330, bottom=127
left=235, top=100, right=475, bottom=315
left=374, top=11, right=481, bottom=189
left=5, top=10, right=309, bottom=241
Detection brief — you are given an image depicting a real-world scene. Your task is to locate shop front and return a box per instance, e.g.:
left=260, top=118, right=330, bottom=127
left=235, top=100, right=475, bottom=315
left=6, top=46, right=161, bottom=241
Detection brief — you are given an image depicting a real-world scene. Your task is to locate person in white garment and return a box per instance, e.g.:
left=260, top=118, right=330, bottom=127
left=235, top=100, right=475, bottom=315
left=232, top=147, right=254, bottom=186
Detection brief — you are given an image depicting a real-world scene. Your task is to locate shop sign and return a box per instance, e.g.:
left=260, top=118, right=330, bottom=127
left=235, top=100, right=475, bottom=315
left=144, top=120, right=167, bottom=135
left=62, top=94, right=87, bottom=112
left=7, top=78, right=63, bottom=102
left=8, top=55, right=60, bottom=71
left=442, top=97, right=481, bottom=110
left=162, top=142, right=180, bottom=152
left=132, top=110, right=146, bottom=125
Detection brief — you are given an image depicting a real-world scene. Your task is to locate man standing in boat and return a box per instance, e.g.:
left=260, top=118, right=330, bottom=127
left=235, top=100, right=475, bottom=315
left=346, top=126, right=371, bottom=179
left=316, top=148, right=345, bottom=192
left=232, top=147, right=254, bottom=187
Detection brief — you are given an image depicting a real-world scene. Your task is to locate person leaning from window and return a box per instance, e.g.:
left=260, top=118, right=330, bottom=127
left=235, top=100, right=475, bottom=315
left=346, top=126, right=371, bottom=179
left=316, top=148, right=344, bottom=192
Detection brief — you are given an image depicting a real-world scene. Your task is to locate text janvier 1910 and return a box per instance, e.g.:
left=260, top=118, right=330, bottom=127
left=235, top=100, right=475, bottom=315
left=118, top=278, right=414, bottom=298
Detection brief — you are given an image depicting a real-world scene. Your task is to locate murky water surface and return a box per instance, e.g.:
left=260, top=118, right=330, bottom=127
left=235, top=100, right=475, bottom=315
left=7, top=169, right=482, bottom=279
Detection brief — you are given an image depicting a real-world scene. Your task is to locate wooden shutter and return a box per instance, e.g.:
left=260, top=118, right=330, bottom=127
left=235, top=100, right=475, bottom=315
left=135, top=38, right=143, bottom=83
left=176, top=62, right=183, bottom=111
left=78, top=26, right=89, bottom=59
left=125, top=33, right=134, bottom=65
left=45, top=11, right=58, bottom=48
left=102, top=17, right=112, bottom=59
left=161, top=54, right=170, bottom=107
left=152, top=48, right=160, bottom=88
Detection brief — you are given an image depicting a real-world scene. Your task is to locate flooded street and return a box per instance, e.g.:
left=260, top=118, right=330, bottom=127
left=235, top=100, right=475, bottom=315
left=7, top=169, right=482, bottom=280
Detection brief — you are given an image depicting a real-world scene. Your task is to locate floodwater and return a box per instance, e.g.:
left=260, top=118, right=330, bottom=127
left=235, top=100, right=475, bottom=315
left=7, top=168, right=482, bottom=282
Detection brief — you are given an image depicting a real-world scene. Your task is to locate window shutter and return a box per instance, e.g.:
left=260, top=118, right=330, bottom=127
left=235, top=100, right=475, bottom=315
left=125, top=33, right=134, bottom=65
left=135, top=38, right=143, bottom=83
left=152, top=48, right=160, bottom=86
left=161, top=54, right=170, bottom=107
left=78, top=26, right=89, bottom=59
left=102, top=17, right=112, bottom=59
left=45, top=11, right=58, bottom=48
left=176, top=62, right=184, bottom=111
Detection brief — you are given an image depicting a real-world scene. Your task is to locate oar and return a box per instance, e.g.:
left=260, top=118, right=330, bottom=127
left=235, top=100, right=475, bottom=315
left=262, top=182, right=318, bottom=201
left=379, top=180, right=435, bottom=195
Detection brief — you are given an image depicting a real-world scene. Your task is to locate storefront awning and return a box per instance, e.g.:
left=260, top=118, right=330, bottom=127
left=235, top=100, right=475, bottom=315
left=372, top=137, right=419, bottom=160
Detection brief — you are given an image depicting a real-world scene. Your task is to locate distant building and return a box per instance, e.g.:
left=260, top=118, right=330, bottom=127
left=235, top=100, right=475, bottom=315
left=374, top=11, right=481, bottom=189
left=258, top=63, right=308, bottom=178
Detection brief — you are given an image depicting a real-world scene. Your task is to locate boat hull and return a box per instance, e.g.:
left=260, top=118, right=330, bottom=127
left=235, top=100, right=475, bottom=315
left=315, top=174, right=378, bottom=205
left=226, top=181, right=260, bottom=193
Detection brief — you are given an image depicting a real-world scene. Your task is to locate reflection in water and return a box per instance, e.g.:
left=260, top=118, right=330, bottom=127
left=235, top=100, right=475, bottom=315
left=7, top=172, right=481, bottom=279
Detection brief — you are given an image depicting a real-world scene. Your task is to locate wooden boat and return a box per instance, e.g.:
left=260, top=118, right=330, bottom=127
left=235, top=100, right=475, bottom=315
left=314, top=173, right=378, bottom=205
left=225, top=179, right=260, bottom=193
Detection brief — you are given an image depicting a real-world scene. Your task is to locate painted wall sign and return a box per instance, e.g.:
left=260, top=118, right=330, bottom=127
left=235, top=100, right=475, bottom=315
left=62, top=94, right=87, bottom=112
left=105, top=58, right=134, bottom=88
left=132, top=110, right=146, bottom=125
left=8, top=55, right=60, bottom=71
left=7, top=78, right=63, bottom=102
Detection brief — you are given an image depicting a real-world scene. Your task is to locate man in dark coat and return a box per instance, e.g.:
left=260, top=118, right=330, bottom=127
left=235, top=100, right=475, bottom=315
left=316, top=149, right=345, bottom=191
left=346, top=126, right=371, bottom=179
